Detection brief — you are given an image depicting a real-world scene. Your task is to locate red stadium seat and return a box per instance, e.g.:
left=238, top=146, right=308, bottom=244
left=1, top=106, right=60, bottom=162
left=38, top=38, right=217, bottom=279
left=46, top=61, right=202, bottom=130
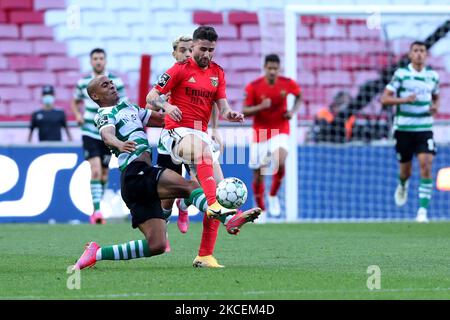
left=0, top=101, right=8, bottom=115
left=297, top=40, right=325, bottom=55
left=298, top=55, right=341, bottom=71
left=34, top=0, right=67, bottom=11
left=0, top=11, right=6, bottom=23
left=313, top=24, right=347, bottom=39
left=353, top=71, right=379, bottom=85
left=0, top=40, right=33, bottom=54
left=240, top=25, right=260, bottom=40
left=229, top=56, right=261, bottom=72
left=297, top=71, right=316, bottom=86
left=317, top=71, right=352, bottom=86
left=348, top=24, right=382, bottom=39
left=56, top=71, right=83, bottom=87
left=0, top=71, right=20, bottom=85
left=193, top=11, right=223, bottom=25
left=46, top=57, right=79, bottom=71
left=300, top=15, right=330, bottom=25
left=208, top=25, right=238, bottom=39
left=33, top=41, right=67, bottom=56
left=0, top=24, right=20, bottom=39
left=0, top=86, right=32, bottom=101
left=8, top=56, right=45, bottom=70
left=228, top=11, right=258, bottom=25
left=0, top=0, right=32, bottom=10
left=215, top=40, right=252, bottom=56
left=7, top=100, right=40, bottom=116
left=21, top=25, right=54, bottom=40
left=21, top=71, right=56, bottom=86
left=0, top=56, right=7, bottom=69
left=8, top=11, right=44, bottom=24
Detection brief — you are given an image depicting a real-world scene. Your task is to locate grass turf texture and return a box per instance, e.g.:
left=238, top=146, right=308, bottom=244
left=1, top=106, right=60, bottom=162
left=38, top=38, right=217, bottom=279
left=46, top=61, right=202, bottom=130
left=0, top=222, right=449, bottom=299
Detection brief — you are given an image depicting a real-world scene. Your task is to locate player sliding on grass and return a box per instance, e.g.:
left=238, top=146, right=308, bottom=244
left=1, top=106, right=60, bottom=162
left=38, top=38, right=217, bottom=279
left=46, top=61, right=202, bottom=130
left=146, top=26, right=261, bottom=268
left=73, top=76, right=261, bottom=270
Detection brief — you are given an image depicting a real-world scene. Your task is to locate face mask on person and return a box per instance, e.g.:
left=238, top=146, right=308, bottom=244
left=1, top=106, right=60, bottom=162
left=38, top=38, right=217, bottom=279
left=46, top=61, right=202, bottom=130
left=42, top=95, right=55, bottom=106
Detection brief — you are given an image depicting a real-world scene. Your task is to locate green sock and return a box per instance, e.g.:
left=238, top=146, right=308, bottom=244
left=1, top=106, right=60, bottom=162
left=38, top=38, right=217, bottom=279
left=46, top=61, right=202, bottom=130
left=97, top=240, right=151, bottom=261
left=101, top=180, right=108, bottom=194
left=90, top=179, right=102, bottom=211
left=399, top=176, right=408, bottom=187
left=162, top=207, right=172, bottom=221
left=419, top=178, right=433, bottom=209
left=188, top=188, right=208, bottom=212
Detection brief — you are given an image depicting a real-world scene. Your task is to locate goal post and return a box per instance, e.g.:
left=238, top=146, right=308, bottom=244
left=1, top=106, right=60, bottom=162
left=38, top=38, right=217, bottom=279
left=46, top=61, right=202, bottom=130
left=284, top=5, right=450, bottom=222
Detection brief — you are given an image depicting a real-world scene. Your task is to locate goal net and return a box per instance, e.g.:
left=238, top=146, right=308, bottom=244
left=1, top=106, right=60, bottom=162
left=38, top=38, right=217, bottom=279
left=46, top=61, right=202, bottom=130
left=257, top=5, right=450, bottom=222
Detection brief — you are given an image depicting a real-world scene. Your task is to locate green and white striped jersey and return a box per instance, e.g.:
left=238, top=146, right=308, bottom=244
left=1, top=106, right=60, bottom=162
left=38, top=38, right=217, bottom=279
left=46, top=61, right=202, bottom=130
left=386, top=63, right=439, bottom=132
left=74, top=72, right=127, bottom=140
left=94, top=101, right=152, bottom=172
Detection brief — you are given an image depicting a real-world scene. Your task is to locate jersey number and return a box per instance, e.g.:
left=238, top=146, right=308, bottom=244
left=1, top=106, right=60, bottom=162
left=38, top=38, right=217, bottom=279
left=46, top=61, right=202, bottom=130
left=427, top=139, right=435, bottom=152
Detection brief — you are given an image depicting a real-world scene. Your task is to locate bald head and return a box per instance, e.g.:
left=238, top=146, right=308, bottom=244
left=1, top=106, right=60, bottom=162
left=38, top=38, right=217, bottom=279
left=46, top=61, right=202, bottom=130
left=87, top=75, right=119, bottom=107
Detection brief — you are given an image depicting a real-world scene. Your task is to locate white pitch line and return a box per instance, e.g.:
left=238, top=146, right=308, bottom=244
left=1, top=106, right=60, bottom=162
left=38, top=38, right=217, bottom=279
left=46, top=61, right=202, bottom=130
left=1, top=287, right=450, bottom=299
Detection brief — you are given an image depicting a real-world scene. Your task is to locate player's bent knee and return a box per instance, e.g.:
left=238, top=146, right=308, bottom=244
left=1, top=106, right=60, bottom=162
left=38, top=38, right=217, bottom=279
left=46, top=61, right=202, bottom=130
left=148, top=240, right=166, bottom=256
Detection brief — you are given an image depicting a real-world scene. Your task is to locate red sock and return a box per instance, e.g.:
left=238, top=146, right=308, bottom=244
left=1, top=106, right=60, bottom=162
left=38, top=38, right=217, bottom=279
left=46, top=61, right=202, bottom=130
left=270, top=166, right=285, bottom=196
left=198, top=213, right=220, bottom=256
left=196, top=154, right=217, bottom=205
left=252, top=179, right=265, bottom=210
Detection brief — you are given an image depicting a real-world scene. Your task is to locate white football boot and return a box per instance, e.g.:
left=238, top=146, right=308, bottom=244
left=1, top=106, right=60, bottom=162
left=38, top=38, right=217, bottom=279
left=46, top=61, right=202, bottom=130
left=415, top=207, right=429, bottom=223
left=267, top=195, right=281, bottom=217
left=394, top=181, right=409, bottom=207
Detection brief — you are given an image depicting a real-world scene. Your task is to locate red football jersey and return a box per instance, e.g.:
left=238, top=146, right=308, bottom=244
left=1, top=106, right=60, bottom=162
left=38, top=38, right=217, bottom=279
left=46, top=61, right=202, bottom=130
left=154, top=58, right=226, bottom=132
left=244, top=76, right=301, bottom=142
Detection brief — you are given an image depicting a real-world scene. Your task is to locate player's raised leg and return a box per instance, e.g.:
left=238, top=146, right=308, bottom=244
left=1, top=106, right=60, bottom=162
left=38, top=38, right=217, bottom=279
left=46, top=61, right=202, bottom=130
left=74, top=220, right=166, bottom=270
left=88, top=157, right=106, bottom=224
left=268, top=146, right=288, bottom=217
left=175, top=134, right=233, bottom=218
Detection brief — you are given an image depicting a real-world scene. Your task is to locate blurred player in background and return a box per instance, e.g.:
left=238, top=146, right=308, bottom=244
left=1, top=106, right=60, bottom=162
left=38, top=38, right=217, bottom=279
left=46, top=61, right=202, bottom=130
left=28, top=85, right=72, bottom=142
left=71, top=48, right=127, bottom=225
left=147, top=26, right=261, bottom=267
left=73, top=76, right=259, bottom=270
left=243, top=54, right=302, bottom=217
left=381, top=41, right=440, bottom=223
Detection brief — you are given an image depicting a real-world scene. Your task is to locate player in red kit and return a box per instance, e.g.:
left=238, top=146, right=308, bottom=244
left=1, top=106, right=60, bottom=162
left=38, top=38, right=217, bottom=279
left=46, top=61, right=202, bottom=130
left=147, top=26, right=262, bottom=268
left=243, top=54, right=302, bottom=217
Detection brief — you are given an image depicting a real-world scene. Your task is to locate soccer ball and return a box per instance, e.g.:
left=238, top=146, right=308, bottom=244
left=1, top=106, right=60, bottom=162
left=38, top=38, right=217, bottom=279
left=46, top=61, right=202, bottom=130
left=216, top=177, right=248, bottom=209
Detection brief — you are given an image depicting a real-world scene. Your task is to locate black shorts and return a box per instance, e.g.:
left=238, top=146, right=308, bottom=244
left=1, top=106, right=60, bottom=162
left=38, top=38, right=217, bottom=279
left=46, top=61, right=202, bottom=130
left=120, top=161, right=166, bottom=228
left=156, top=153, right=191, bottom=176
left=82, top=136, right=111, bottom=167
left=394, top=130, right=437, bottom=163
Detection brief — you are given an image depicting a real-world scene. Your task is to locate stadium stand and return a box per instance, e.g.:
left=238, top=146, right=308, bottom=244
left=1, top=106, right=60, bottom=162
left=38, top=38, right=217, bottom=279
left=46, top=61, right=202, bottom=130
left=0, top=1, right=449, bottom=122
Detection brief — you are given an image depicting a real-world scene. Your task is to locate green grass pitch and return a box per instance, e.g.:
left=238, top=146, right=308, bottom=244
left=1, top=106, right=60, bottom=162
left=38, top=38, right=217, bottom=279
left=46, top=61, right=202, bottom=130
left=1, top=221, right=449, bottom=299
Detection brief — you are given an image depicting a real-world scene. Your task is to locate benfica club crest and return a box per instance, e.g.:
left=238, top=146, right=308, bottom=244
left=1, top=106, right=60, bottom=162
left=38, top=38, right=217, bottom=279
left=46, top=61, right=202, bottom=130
left=210, top=77, right=218, bottom=87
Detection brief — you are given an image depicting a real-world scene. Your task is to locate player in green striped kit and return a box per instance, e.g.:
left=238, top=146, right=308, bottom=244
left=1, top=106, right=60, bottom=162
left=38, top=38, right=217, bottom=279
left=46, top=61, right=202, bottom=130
left=71, top=48, right=127, bottom=224
left=381, top=41, right=440, bottom=223
left=72, top=75, right=260, bottom=269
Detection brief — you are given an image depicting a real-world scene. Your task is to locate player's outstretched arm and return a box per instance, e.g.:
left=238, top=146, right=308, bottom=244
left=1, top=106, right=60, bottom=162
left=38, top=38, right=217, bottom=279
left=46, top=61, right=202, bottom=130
left=146, top=111, right=165, bottom=128
left=146, top=88, right=182, bottom=122
left=431, top=93, right=440, bottom=115
left=210, top=103, right=223, bottom=152
left=100, top=126, right=136, bottom=153
left=284, top=93, right=303, bottom=120
left=380, top=89, right=416, bottom=106
left=216, top=98, right=244, bottom=123
left=242, top=98, right=271, bottom=117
